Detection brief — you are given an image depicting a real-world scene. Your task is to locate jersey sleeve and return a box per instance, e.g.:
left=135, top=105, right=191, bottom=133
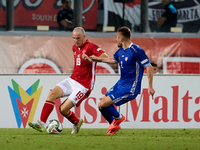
left=90, top=43, right=104, bottom=57
left=113, top=50, right=119, bottom=63
left=134, top=45, right=151, bottom=68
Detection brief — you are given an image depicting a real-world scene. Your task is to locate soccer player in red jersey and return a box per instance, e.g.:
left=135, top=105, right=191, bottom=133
left=28, top=27, right=108, bottom=134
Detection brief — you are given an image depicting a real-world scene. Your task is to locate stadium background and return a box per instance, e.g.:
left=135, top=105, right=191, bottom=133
left=0, top=0, right=200, bottom=129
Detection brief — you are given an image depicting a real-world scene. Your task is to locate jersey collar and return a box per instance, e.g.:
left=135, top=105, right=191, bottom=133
left=79, top=39, right=89, bottom=49
left=128, top=43, right=133, bottom=48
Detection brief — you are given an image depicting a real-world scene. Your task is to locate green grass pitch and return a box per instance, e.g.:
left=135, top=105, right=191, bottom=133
left=1, top=128, right=200, bottom=150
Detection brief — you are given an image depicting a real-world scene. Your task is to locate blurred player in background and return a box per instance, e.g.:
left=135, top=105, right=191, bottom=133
left=57, top=0, right=86, bottom=31
left=157, top=0, right=177, bottom=32
left=84, top=26, right=155, bottom=135
left=29, top=27, right=108, bottom=134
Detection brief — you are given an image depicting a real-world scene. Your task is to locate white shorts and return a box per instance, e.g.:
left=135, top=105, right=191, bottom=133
left=56, top=78, right=90, bottom=107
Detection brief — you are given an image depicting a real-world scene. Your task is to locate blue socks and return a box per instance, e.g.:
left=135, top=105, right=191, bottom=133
left=99, top=105, right=120, bottom=124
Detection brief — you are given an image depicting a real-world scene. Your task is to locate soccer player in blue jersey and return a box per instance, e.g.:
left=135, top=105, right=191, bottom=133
left=83, top=26, right=155, bottom=135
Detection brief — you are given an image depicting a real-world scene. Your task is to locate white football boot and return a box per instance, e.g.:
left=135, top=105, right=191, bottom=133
left=71, top=118, right=84, bottom=134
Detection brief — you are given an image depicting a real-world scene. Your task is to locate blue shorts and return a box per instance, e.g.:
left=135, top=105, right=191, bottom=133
left=105, top=82, right=138, bottom=106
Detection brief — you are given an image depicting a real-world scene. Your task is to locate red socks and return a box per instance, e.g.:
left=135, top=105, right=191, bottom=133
left=40, top=101, right=79, bottom=125
left=40, top=100, right=55, bottom=123
left=65, top=110, right=79, bottom=124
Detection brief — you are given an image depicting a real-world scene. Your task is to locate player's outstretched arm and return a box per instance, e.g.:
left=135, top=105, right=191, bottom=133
left=90, top=54, right=116, bottom=64
left=146, top=65, right=155, bottom=99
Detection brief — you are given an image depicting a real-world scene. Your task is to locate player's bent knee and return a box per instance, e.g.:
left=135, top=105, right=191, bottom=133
left=47, top=91, right=57, bottom=102
left=98, top=96, right=114, bottom=108
left=47, top=87, right=63, bottom=102
left=98, top=99, right=106, bottom=109
left=59, top=99, right=74, bottom=116
left=98, top=102, right=102, bottom=109
left=59, top=104, right=70, bottom=116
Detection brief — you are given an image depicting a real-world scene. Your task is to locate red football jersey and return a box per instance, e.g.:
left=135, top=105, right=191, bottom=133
left=70, top=40, right=104, bottom=90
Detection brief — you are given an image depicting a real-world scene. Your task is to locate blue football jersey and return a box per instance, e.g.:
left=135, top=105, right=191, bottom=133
left=113, top=43, right=150, bottom=94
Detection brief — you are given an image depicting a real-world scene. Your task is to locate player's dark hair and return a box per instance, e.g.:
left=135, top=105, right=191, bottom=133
left=117, top=26, right=131, bottom=40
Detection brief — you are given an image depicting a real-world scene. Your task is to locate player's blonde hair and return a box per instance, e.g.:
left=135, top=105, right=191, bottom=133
left=73, top=27, right=85, bottom=35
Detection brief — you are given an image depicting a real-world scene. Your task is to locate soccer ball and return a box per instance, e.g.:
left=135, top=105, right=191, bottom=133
left=46, top=119, right=63, bottom=134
